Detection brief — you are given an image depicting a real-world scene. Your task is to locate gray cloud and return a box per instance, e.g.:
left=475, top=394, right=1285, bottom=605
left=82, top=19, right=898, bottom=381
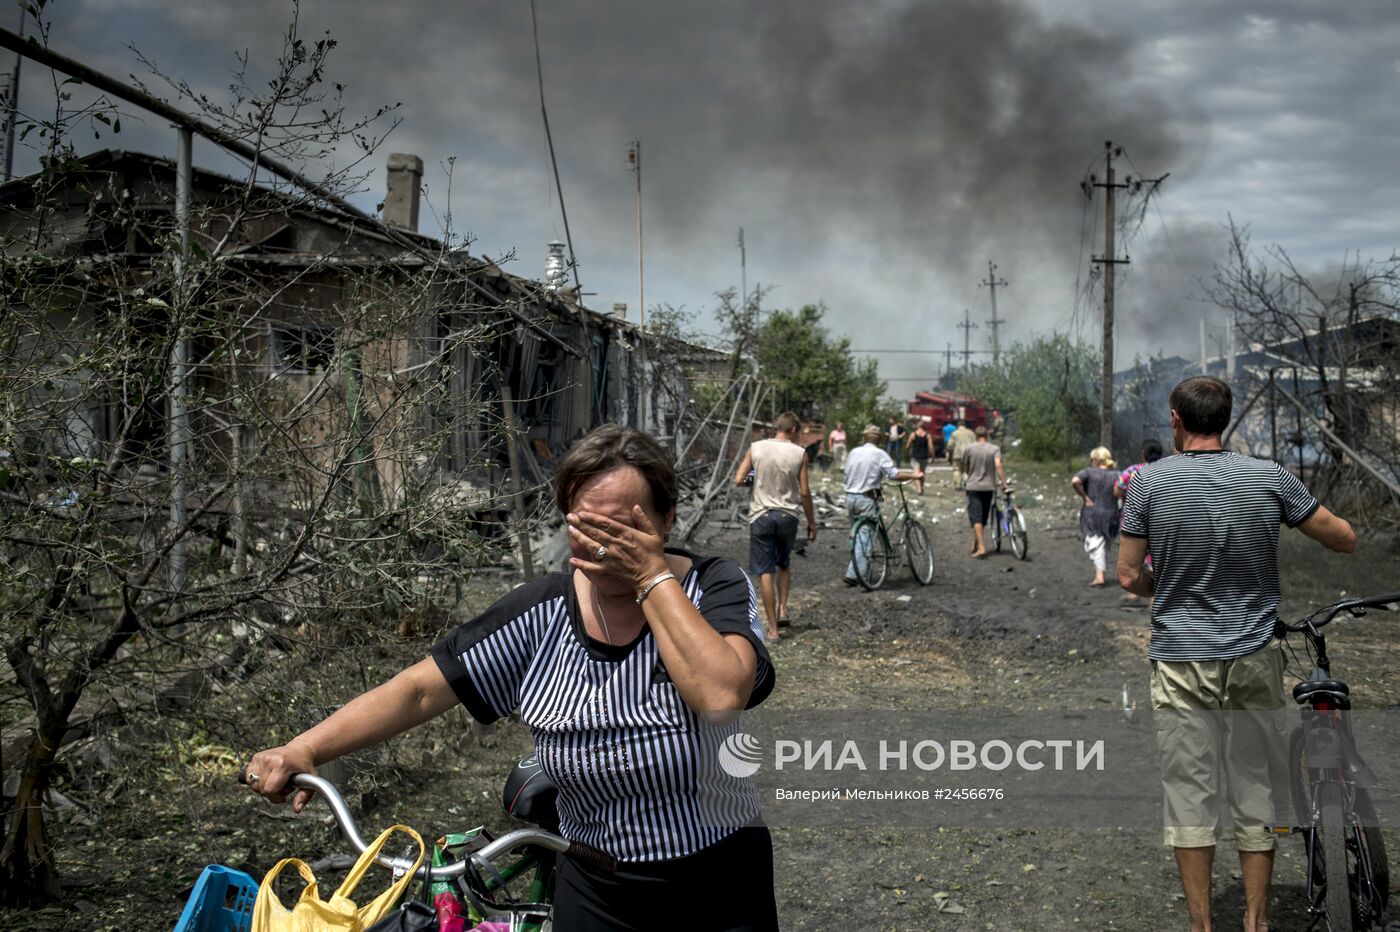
left=18, top=0, right=1400, bottom=388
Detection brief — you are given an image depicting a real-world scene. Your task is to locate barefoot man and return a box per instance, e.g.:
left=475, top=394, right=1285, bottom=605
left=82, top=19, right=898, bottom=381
left=734, top=412, right=815, bottom=640
left=961, top=425, right=1005, bottom=558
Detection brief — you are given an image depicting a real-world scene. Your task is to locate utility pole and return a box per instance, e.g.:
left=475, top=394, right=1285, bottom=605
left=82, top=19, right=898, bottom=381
left=957, top=309, right=978, bottom=374
left=628, top=140, right=646, bottom=429
left=2, top=1, right=24, bottom=183
left=1087, top=140, right=1133, bottom=450
left=737, top=227, right=747, bottom=312
left=169, top=127, right=193, bottom=590
left=1226, top=312, right=1236, bottom=380
left=980, top=260, right=1008, bottom=367
left=945, top=342, right=953, bottom=380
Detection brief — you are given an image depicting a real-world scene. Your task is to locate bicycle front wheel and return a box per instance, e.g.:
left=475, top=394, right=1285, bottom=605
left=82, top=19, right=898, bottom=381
left=989, top=507, right=1003, bottom=553
left=1318, top=781, right=1355, bottom=930
left=903, top=521, right=934, bottom=585
left=1010, top=510, right=1029, bottom=560
left=852, top=519, right=889, bottom=591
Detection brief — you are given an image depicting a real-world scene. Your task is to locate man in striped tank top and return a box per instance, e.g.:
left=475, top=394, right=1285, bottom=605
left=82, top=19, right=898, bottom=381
left=1117, top=376, right=1356, bottom=932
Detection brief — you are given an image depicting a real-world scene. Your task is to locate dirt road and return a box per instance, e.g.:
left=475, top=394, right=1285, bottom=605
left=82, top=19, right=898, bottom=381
left=7, top=461, right=1396, bottom=931
left=701, top=463, right=1400, bottom=930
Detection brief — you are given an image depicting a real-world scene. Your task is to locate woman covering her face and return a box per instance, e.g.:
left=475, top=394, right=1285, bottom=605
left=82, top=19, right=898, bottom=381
left=244, top=425, right=778, bottom=930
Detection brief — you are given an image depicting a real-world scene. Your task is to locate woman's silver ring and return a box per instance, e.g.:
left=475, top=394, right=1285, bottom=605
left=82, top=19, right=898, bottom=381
left=595, top=545, right=607, bottom=561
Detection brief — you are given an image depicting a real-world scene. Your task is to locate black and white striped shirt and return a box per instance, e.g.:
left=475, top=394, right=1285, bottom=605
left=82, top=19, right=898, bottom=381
left=431, top=552, right=773, bottom=862
left=1120, top=450, right=1319, bottom=662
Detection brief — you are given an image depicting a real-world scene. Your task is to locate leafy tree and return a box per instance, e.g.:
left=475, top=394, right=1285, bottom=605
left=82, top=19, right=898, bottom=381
left=712, top=286, right=764, bottom=381
left=749, top=303, right=884, bottom=424
left=0, top=10, right=496, bottom=902
left=957, top=334, right=1100, bottom=461
left=645, top=302, right=693, bottom=342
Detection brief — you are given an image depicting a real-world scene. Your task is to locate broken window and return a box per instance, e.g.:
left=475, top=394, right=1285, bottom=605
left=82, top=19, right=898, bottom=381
left=56, top=403, right=108, bottom=459
left=271, top=323, right=338, bottom=373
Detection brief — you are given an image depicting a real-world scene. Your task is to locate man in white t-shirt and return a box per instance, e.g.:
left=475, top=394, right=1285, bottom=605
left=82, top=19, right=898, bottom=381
left=734, top=412, right=815, bottom=640
left=842, top=424, right=920, bottom=586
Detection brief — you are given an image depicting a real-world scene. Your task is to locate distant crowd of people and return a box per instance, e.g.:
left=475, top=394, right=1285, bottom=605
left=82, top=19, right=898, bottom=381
left=819, top=412, right=1013, bottom=561
left=822, top=410, right=1006, bottom=484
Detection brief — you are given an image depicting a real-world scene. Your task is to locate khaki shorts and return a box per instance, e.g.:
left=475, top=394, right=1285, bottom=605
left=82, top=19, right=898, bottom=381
left=1150, top=642, right=1287, bottom=851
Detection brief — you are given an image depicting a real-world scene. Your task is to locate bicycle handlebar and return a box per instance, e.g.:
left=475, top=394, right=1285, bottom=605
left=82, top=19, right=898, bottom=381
left=1280, top=592, right=1400, bottom=633
left=250, top=773, right=572, bottom=880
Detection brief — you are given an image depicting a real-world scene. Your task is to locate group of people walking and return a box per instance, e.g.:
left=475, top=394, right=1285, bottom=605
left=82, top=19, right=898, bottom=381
left=828, top=414, right=1011, bottom=561
left=240, top=376, right=1358, bottom=931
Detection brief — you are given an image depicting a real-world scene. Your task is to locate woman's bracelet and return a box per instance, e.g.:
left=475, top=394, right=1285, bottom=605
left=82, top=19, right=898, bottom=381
left=636, top=572, right=677, bottom=605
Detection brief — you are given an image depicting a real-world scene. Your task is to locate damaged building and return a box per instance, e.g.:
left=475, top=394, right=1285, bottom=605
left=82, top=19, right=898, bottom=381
left=1112, top=316, right=1400, bottom=484
left=0, top=148, right=726, bottom=566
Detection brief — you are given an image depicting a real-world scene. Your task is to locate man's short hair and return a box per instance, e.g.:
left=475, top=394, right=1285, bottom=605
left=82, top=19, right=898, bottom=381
left=1170, top=376, right=1232, bottom=435
left=774, top=411, right=800, bottom=435
left=974, top=425, right=989, bottom=439
left=862, top=424, right=882, bottom=441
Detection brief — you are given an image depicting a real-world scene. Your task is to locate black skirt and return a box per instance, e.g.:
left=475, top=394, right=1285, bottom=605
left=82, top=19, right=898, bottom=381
left=552, top=825, right=779, bottom=931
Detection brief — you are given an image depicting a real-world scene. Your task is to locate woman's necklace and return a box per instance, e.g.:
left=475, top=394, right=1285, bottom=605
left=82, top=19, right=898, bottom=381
left=591, top=584, right=614, bottom=645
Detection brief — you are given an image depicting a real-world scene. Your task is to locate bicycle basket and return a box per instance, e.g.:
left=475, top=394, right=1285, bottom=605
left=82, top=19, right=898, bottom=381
left=172, top=864, right=258, bottom=932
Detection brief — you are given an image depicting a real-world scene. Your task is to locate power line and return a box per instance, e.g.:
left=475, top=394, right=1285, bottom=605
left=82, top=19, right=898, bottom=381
left=1069, top=156, right=1096, bottom=338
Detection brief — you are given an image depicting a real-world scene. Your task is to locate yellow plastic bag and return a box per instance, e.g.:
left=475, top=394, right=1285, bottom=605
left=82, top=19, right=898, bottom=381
left=251, top=824, right=425, bottom=932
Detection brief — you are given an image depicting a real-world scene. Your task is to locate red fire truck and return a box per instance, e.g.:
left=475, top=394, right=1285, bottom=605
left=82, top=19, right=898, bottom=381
left=906, top=391, right=988, bottom=455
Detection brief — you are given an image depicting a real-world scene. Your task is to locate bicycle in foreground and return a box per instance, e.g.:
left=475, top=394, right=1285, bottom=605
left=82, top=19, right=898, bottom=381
left=193, top=757, right=606, bottom=931
left=1279, top=591, right=1399, bottom=931
left=986, top=484, right=1029, bottom=560
left=848, top=480, right=934, bottom=590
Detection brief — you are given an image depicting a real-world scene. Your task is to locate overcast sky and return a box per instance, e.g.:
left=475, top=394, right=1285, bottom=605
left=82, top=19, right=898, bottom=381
left=15, top=0, right=1400, bottom=393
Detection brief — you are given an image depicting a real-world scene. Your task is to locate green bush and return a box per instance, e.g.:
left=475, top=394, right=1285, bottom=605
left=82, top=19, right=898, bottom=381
left=957, top=334, right=1101, bottom=461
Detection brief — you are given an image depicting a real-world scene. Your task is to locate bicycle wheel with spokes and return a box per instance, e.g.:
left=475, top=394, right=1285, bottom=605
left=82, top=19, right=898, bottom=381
left=852, top=518, right=889, bottom=590
left=1010, top=510, right=1029, bottom=560
left=989, top=507, right=1002, bottom=553
left=903, top=520, right=934, bottom=585
left=1317, top=781, right=1355, bottom=931
left=1357, top=790, right=1389, bottom=927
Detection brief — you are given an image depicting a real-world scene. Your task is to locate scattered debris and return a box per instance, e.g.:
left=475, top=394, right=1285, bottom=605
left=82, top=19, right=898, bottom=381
left=932, top=891, right=966, bottom=914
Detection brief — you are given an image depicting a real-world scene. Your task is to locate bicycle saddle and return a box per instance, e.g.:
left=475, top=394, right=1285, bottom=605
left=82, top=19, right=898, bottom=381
left=1292, top=677, right=1349, bottom=703
left=503, top=755, right=560, bottom=830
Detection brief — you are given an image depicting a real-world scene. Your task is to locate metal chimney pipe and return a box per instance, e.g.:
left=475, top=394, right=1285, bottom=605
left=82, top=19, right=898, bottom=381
left=545, top=240, right=567, bottom=291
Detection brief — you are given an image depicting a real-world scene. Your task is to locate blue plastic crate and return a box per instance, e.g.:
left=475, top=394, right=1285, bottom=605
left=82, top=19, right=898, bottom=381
left=172, top=864, right=258, bottom=932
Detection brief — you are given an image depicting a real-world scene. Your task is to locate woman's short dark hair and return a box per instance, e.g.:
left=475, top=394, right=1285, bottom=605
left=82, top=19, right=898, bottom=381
left=1141, top=438, right=1164, bottom=463
left=553, top=424, right=679, bottom=516
left=1169, top=376, right=1232, bottom=435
